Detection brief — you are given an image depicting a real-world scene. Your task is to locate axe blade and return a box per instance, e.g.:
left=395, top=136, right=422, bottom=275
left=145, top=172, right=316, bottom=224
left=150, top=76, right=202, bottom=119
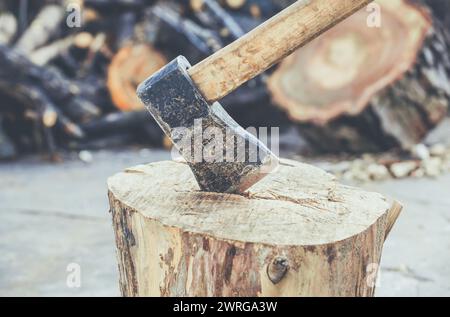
left=137, top=56, right=278, bottom=194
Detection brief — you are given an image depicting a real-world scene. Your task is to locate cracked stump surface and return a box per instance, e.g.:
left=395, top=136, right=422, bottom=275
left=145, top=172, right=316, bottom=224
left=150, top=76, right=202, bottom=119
left=0, top=149, right=449, bottom=296
left=108, top=159, right=401, bottom=296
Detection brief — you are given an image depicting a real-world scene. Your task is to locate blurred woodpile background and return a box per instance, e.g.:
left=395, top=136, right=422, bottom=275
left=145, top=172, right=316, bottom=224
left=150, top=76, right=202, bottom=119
left=0, top=0, right=449, bottom=163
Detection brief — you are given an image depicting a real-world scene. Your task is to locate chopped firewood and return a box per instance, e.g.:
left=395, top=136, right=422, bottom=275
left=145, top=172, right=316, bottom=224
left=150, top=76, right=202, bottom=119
left=29, top=36, right=75, bottom=66
left=224, top=0, right=246, bottom=10
left=0, top=12, right=17, bottom=45
left=107, top=43, right=167, bottom=111
left=249, top=4, right=262, bottom=18
left=81, top=111, right=149, bottom=136
left=77, top=32, right=110, bottom=77
left=0, top=43, right=101, bottom=122
left=31, top=32, right=96, bottom=73
left=223, top=0, right=295, bottom=19
left=151, top=2, right=223, bottom=59
left=203, top=0, right=245, bottom=39
left=15, top=5, right=65, bottom=55
left=67, top=133, right=136, bottom=151
left=190, top=0, right=205, bottom=12
left=73, top=32, right=95, bottom=50
left=0, top=79, right=85, bottom=139
left=0, top=0, right=449, bottom=160
left=84, top=0, right=147, bottom=10
left=268, top=0, right=450, bottom=153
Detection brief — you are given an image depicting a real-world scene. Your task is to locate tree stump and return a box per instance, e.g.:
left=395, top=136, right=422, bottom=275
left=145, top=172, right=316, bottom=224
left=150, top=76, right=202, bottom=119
left=108, top=159, right=402, bottom=297
left=268, top=0, right=450, bottom=153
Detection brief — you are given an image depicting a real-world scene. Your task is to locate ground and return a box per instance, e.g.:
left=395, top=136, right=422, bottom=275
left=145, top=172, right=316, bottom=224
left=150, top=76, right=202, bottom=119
left=0, top=148, right=449, bottom=297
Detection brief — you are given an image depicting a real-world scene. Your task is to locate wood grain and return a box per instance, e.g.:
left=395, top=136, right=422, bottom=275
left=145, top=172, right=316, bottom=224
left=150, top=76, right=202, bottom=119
left=188, top=0, right=374, bottom=102
left=108, top=159, right=402, bottom=296
left=267, top=0, right=450, bottom=153
left=268, top=0, right=432, bottom=124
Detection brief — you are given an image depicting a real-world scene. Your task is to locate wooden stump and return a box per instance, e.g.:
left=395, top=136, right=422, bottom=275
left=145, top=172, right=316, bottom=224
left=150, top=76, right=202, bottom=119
left=268, top=0, right=450, bottom=153
left=108, top=159, right=402, bottom=297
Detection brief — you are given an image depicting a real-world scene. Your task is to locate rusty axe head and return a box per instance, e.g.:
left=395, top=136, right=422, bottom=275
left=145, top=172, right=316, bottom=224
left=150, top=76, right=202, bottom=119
left=137, top=56, right=278, bottom=194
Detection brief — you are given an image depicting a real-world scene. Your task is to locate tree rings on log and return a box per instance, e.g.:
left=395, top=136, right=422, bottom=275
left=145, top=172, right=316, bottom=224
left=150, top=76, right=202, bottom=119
left=107, top=44, right=167, bottom=111
left=268, top=0, right=450, bottom=153
left=108, top=159, right=402, bottom=296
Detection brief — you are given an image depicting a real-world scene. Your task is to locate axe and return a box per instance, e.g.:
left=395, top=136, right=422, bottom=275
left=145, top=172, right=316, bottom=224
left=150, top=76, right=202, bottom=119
left=137, top=0, right=372, bottom=194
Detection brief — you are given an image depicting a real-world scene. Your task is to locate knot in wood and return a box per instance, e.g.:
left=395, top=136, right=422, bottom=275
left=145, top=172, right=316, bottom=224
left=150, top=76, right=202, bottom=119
left=267, top=256, right=289, bottom=285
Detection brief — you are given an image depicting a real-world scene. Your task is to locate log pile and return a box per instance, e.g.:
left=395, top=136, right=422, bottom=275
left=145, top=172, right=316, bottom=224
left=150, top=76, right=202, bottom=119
left=268, top=0, right=450, bottom=153
left=0, top=0, right=292, bottom=160
left=0, top=0, right=449, bottom=161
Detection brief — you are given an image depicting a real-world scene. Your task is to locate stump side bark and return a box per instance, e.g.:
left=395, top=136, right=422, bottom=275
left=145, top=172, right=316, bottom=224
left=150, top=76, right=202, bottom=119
left=108, top=159, right=402, bottom=297
left=268, top=0, right=450, bottom=153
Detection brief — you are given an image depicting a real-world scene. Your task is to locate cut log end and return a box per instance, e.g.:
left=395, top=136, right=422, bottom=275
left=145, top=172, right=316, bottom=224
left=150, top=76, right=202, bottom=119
left=107, top=44, right=167, bottom=111
left=269, top=0, right=431, bottom=124
left=225, top=0, right=247, bottom=10
left=268, top=0, right=449, bottom=153
left=108, top=159, right=402, bottom=297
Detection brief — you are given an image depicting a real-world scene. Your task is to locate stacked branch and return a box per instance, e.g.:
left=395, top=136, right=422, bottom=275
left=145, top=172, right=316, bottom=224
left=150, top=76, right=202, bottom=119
left=1, top=0, right=449, bottom=159
left=0, top=0, right=165, bottom=159
left=1, top=0, right=293, bottom=160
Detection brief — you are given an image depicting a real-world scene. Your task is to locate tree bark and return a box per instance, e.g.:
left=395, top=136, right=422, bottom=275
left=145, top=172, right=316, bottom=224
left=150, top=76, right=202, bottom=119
left=268, top=0, right=450, bottom=153
left=108, top=159, right=402, bottom=297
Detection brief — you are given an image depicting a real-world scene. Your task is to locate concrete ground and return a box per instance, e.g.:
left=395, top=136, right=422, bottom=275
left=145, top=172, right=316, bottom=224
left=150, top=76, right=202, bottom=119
left=0, top=148, right=449, bottom=297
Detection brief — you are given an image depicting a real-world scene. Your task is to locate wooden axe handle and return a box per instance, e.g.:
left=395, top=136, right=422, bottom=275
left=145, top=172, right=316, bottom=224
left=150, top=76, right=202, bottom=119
left=188, top=0, right=373, bottom=102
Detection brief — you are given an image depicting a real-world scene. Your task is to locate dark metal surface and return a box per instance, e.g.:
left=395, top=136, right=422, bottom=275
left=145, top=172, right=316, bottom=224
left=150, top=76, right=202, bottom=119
left=137, top=56, right=278, bottom=193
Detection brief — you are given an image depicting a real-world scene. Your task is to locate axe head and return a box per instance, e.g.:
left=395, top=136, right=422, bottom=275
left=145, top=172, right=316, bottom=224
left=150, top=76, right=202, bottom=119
left=137, top=56, right=278, bottom=194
